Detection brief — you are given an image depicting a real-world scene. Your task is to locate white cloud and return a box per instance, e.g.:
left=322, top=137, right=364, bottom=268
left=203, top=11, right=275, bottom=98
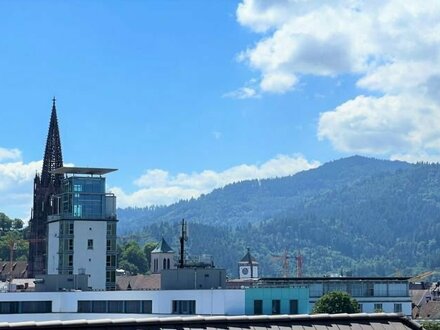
left=0, top=147, right=22, bottom=162
left=236, top=0, right=440, bottom=160
left=0, top=147, right=42, bottom=220
left=111, top=154, right=320, bottom=208
left=223, top=87, right=259, bottom=99
left=318, top=95, right=440, bottom=155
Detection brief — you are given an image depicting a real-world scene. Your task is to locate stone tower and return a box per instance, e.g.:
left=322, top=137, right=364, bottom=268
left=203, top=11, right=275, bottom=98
left=28, top=98, right=64, bottom=277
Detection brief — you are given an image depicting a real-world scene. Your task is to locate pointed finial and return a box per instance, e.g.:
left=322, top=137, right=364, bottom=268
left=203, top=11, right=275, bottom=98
left=52, top=97, right=56, bottom=108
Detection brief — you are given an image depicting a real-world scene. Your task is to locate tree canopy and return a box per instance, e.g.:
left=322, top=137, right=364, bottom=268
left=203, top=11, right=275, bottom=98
left=312, top=291, right=360, bottom=314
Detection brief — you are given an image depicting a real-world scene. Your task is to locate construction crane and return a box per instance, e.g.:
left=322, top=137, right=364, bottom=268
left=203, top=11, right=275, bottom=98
left=409, top=271, right=437, bottom=282
left=272, top=249, right=291, bottom=278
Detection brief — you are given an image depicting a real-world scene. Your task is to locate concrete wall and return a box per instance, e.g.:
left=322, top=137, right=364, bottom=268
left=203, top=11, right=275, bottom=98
left=74, top=221, right=107, bottom=289
left=0, top=289, right=245, bottom=316
left=47, top=222, right=60, bottom=275
left=161, top=268, right=226, bottom=290
left=35, top=274, right=89, bottom=292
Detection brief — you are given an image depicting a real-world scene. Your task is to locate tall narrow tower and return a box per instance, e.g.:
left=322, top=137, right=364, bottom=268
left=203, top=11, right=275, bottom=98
left=28, top=98, right=64, bottom=277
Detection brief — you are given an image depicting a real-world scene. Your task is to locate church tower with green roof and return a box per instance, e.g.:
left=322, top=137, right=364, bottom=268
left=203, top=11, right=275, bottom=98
left=151, top=237, right=176, bottom=273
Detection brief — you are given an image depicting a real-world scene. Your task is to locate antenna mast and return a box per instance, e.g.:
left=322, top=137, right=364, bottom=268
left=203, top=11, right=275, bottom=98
left=179, top=219, right=188, bottom=268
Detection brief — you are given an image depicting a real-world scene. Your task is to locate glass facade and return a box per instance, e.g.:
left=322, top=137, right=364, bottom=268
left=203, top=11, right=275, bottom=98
left=58, top=177, right=115, bottom=220
left=266, top=279, right=408, bottom=299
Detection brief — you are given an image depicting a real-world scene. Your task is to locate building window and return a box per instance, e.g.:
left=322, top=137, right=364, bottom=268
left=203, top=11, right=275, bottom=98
left=125, top=301, right=141, bottom=313
left=254, top=300, right=263, bottom=315
left=394, top=303, right=402, bottom=313
left=68, top=255, right=73, bottom=267
left=167, top=258, right=170, bottom=269
left=172, top=300, right=196, bottom=315
left=0, top=302, right=19, bottom=314
left=21, top=301, right=52, bottom=313
left=389, top=283, right=407, bottom=296
left=106, top=255, right=116, bottom=267
left=107, top=223, right=116, bottom=236
left=374, top=303, right=383, bottom=312
left=374, top=283, right=388, bottom=297
left=358, top=303, right=363, bottom=312
left=87, top=239, right=93, bottom=250
left=289, top=300, right=298, bottom=314
left=106, top=270, right=116, bottom=284
left=73, top=204, right=82, bottom=217
left=108, top=301, right=123, bottom=313
left=107, top=239, right=115, bottom=251
left=142, top=300, right=152, bottom=314
left=68, top=239, right=73, bottom=251
left=68, top=223, right=74, bottom=235
left=272, top=300, right=281, bottom=314
left=92, top=301, right=106, bottom=313
left=163, top=259, right=166, bottom=270
left=78, top=301, right=91, bottom=313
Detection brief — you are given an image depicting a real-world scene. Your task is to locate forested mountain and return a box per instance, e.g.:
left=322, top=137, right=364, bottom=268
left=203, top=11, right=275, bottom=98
left=117, top=156, right=440, bottom=277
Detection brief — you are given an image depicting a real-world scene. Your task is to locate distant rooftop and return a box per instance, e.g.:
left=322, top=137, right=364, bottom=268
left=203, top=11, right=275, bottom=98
left=51, top=167, right=117, bottom=175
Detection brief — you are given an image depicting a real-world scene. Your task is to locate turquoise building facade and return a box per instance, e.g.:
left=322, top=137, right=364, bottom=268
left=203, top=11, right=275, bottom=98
left=245, top=287, right=309, bottom=315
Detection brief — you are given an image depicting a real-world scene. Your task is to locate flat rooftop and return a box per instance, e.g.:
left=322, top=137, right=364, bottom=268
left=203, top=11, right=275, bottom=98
left=51, top=167, right=117, bottom=175
left=260, top=276, right=411, bottom=281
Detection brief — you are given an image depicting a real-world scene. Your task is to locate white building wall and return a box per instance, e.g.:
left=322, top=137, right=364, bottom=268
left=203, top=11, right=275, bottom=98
left=47, top=222, right=60, bottom=275
left=73, top=221, right=107, bottom=290
left=0, top=289, right=245, bottom=315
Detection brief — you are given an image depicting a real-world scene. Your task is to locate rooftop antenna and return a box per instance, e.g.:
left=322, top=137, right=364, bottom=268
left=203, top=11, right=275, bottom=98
left=179, top=219, right=188, bottom=268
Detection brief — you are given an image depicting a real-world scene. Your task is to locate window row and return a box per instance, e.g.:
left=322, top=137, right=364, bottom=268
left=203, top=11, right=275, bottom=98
left=0, top=301, right=52, bottom=314
left=309, top=282, right=408, bottom=298
left=78, top=300, right=152, bottom=314
left=172, top=300, right=196, bottom=314
left=253, top=299, right=298, bottom=315
left=358, top=303, right=402, bottom=313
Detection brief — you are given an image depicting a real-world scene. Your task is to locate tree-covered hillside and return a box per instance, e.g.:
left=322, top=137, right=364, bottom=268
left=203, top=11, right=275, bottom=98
left=118, top=156, right=411, bottom=230
left=117, top=156, right=440, bottom=277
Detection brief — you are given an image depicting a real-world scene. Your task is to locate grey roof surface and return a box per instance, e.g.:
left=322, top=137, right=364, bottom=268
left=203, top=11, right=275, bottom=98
left=260, top=277, right=411, bottom=282
left=152, top=237, right=174, bottom=253
left=0, top=313, right=421, bottom=330
left=116, top=274, right=161, bottom=290
left=240, top=250, right=257, bottom=263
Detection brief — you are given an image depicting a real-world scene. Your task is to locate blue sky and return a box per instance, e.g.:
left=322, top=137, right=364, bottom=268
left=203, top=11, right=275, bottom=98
left=1, top=1, right=440, bottom=219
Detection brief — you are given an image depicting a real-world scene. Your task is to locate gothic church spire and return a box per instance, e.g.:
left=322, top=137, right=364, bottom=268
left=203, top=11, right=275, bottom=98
left=40, top=97, right=63, bottom=187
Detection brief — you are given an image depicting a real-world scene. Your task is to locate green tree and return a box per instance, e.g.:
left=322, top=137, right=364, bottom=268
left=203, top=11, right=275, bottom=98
left=118, top=241, right=148, bottom=275
left=312, top=291, right=360, bottom=314
left=422, top=321, right=440, bottom=330
left=12, top=219, right=23, bottom=231
left=0, top=213, right=12, bottom=234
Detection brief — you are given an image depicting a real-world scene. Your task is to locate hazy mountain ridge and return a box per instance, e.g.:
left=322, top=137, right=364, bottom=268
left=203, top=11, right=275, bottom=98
left=118, top=156, right=412, bottom=231
left=115, top=156, right=440, bottom=277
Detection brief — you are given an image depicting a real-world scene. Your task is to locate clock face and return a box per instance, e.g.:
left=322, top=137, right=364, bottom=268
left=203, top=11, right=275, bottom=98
left=241, top=267, right=249, bottom=275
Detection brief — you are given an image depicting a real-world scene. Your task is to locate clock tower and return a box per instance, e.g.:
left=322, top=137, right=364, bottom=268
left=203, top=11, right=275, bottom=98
left=238, top=248, right=259, bottom=279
